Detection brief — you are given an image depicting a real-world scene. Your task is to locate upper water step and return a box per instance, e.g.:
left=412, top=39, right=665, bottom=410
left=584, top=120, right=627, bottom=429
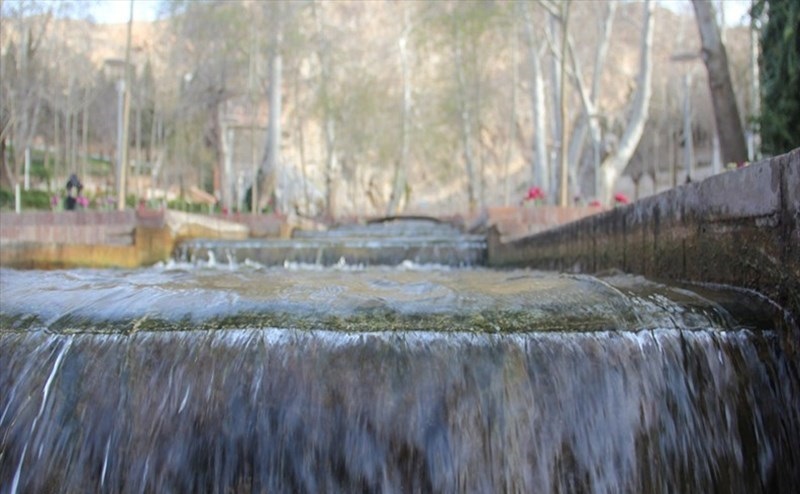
left=177, top=217, right=487, bottom=267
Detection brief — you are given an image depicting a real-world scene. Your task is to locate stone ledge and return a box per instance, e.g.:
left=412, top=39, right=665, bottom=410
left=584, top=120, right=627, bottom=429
left=488, top=148, right=800, bottom=332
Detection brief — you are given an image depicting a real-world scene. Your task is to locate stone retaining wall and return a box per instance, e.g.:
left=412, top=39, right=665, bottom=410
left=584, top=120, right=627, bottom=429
left=0, top=210, right=137, bottom=246
left=488, top=148, right=800, bottom=330
left=0, top=209, right=288, bottom=268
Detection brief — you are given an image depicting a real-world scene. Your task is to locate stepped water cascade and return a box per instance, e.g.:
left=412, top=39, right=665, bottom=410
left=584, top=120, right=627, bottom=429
left=176, top=218, right=487, bottom=267
left=1, top=220, right=799, bottom=493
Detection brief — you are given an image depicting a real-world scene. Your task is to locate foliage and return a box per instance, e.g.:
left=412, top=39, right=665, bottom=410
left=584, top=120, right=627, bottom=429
left=87, top=157, right=113, bottom=177
left=0, top=189, right=11, bottom=209
left=4, top=145, right=52, bottom=182
left=167, top=198, right=214, bottom=214
left=754, top=0, right=800, bottom=155
left=0, top=188, right=52, bottom=210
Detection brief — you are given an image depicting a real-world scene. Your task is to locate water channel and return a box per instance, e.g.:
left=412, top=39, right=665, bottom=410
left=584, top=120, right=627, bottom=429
left=1, top=220, right=798, bottom=493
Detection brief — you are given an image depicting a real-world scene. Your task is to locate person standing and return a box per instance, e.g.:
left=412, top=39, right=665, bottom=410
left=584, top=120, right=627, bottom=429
left=65, top=174, right=83, bottom=211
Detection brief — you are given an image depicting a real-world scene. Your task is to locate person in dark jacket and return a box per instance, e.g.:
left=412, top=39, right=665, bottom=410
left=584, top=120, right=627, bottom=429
left=65, top=174, right=83, bottom=211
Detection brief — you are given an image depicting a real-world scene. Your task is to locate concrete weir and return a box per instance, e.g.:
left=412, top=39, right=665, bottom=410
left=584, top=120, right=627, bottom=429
left=488, top=148, right=800, bottom=332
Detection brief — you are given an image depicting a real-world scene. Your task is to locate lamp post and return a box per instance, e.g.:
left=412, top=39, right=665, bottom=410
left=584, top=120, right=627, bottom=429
left=116, top=78, right=125, bottom=205
left=117, top=0, right=134, bottom=211
left=105, top=59, right=126, bottom=207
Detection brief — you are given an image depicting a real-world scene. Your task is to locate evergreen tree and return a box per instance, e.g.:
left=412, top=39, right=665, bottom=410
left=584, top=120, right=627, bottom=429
left=755, top=0, right=800, bottom=155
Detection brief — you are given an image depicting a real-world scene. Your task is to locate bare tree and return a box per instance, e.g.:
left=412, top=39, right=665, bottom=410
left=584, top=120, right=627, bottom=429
left=0, top=5, right=51, bottom=188
left=257, top=2, right=284, bottom=212
left=556, top=0, right=571, bottom=206
left=566, top=0, right=617, bottom=200
left=522, top=2, right=550, bottom=199
left=313, top=1, right=339, bottom=218
left=167, top=0, right=250, bottom=210
left=598, top=0, right=655, bottom=204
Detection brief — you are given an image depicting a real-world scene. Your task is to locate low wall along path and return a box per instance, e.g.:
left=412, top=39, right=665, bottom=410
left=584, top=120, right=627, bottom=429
left=489, top=148, right=800, bottom=333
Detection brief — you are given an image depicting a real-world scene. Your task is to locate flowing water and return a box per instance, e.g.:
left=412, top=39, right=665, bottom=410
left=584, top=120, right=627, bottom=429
left=177, top=219, right=486, bottom=267
left=1, top=222, right=799, bottom=493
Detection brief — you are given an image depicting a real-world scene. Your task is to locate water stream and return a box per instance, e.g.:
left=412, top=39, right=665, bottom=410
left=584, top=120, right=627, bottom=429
left=177, top=219, right=486, bottom=267
left=1, top=222, right=798, bottom=493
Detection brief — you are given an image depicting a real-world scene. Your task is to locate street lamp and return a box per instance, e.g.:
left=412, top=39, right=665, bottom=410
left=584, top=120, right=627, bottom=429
left=104, top=59, right=127, bottom=206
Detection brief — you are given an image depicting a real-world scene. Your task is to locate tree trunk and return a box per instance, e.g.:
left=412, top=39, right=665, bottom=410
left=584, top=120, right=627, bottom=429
left=599, top=0, right=655, bottom=204
left=691, top=0, right=748, bottom=165
left=546, top=14, right=562, bottom=203
left=522, top=3, right=549, bottom=197
left=259, top=13, right=283, bottom=213
left=558, top=0, right=571, bottom=207
left=0, top=17, right=9, bottom=189
left=324, top=116, right=338, bottom=217
left=314, top=2, right=338, bottom=219
left=453, top=24, right=478, bottom=214
left=244, top=9, right=258, bottom=214
left=218, top=103, right=232, bottom=212
left=567, top=0, right=616, bottom=200
left=503, top=13, right=518, bottom=206
left=747, top=7, right=760, bottom=161
left=0, top=137, right=10, bottom=190
left=135, top=86, right=142, bottom=197
left=81, top=87, right=89, bottom=180
left=118, top=1, right=133, bottom=211
left=386, top=4, right=412, bottom=216
left=293, top=62, right=310, bottom=216
left=54, top=110, right=60, bottom=182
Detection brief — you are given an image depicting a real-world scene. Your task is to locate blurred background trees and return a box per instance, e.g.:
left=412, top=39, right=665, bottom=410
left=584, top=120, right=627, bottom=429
left=0, top=0, right=788, bottom=216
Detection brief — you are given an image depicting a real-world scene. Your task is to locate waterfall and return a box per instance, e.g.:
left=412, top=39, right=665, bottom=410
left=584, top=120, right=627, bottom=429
left=1, top=247, right=798, bottom=493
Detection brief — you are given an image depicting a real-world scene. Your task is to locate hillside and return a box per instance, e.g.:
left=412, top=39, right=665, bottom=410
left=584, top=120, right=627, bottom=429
left=1, top=1, right=755, bottom=216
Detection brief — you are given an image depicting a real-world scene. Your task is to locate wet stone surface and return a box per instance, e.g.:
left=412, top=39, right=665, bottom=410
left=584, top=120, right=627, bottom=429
left=1, top=263, right=799, bottom=493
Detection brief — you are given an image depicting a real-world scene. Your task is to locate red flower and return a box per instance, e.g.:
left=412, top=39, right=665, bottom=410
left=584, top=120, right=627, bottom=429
left=614, top=193, right=630, bottom=205
left=525, top=186, right=544, bottom=201
left=588, top=199, right=602, bottom=207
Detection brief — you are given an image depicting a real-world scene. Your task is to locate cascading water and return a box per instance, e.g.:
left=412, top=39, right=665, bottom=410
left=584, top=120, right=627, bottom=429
left=176, top=218, right=487, bottom=267
left=1, top=222, right=799, bottom=493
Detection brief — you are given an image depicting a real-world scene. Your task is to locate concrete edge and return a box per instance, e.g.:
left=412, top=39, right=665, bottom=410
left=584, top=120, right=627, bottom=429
left=488, top=148, right=800, bottom=334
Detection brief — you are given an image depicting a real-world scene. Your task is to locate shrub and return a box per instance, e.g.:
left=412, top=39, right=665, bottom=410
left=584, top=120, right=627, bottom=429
left=0, top=188, right=53, bottom=210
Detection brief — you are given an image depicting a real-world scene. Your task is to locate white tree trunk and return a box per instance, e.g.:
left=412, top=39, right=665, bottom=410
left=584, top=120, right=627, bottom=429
left=522, top=3, right=549, bottom=195
left=453, top=24, right=478, bottom=214
left=599, top=0, right=654, bottom=204
left=219, top=103, right=233, bottom=212
left=503, top=14, right=518, bottom=206
left=117, top=0, right=133, bottom=211
left=546, top=14, right=562, bottom=203
left=387, top=4, right=412, bottom=216
left=259, top=23, right=283, bottom=212
left=566, top=0, right=616, bottom=199
left=81, top=88, right=89, bottom=179
left=314, top=2, right=339, bottom=218
left=248, top=15, right=259, bottom=214
left=558, top=0, right=571, bottom=207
